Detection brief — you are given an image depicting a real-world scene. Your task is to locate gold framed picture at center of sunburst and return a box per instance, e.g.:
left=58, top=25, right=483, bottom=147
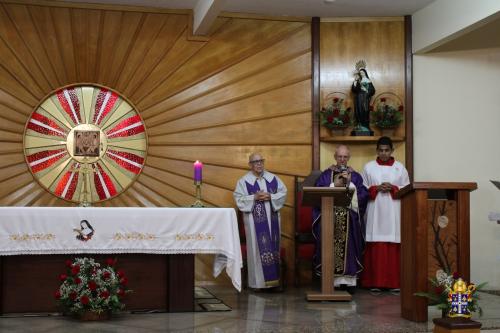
left=74, top=130, right=100, bottom=157
left=23, top=84, right=148, bottom=204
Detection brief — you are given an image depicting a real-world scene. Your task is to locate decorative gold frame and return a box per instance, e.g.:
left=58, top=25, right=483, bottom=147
left=23, top=83, right=148, bottom=205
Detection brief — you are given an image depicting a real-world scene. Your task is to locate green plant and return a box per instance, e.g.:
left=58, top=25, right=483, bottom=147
left=415, top=270, right=487, bottom=317
left=371, top=94, right=404, bottom=128
left=54, top=257, right=131, bottom=315
left=320, top=96, right=352, bottom=129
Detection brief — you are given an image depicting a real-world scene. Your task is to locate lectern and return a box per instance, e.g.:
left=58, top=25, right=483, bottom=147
left=302, top=186, right=354, bottom=301
left=396, top=182, right=477, bottom=322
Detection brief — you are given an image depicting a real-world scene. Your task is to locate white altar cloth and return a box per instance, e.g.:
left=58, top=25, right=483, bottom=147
left=0, top=207, right=242, bottom=291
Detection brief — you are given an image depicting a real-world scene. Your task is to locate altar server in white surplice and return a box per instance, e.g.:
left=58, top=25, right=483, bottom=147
left=360, top=136, right=410, bottom=292
left=233, top=153, right=287, bottom=290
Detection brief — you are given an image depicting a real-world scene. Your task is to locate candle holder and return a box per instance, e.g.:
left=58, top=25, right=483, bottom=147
left=191, top=180, right=205, bottom=207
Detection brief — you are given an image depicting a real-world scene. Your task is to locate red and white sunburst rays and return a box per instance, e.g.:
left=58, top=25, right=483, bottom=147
left=26, top=149, right=68, bottom=173
left=56, top=87, right=81, bottom=125
left=27, top=112, right=67, bottom=137
left=93, top=88, right=119, bottom=125
left=54, top=163, right=80, bottom=200
left=106, top=150, right=144, bottom=174
left=93, top=163, right=117, bottom=200
left=106, top=115, right=145, bottom=139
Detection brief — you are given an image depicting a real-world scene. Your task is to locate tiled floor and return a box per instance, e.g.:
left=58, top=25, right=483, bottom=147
left=1, top=287, right=499, bottom=332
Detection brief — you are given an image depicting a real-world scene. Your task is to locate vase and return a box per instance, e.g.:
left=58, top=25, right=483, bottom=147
left=380, top=128, right=396, bottom=137
left=330, top=127, right=347, bottom=136
left=78, top=310, right=111, bottom=321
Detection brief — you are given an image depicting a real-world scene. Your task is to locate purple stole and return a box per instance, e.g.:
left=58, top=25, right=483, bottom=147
left=245, top=176, right=280, bottom=286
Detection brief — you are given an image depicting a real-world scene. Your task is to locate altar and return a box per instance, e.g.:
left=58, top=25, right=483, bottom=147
left=0, top=207, right=242, bottom=314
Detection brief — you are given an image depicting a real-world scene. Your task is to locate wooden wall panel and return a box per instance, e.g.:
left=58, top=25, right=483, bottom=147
left=143, top=25, right=310, bottom=116
left=149, top=113, right=311, bottom=145
left=28, top=6, right=68, bottom=85
left=0, top=2, right=312, bottom=286
left=147, top=80, right=311, bottom=136
left=3, top=4, right=60, bottom=88
left=50, top=7, right=77, bottom=83
left=148, top=145, right=311, bottom=177
left=319, top=20, right=406, bottom=169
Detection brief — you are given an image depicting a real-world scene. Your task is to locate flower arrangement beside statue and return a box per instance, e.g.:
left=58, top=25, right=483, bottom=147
left=370, top=93, right=404, bottom=136
left=55, top=257, right=131, bottom=320
left=320, top=92, right=352, bottom=136
left=415, top=269, right=486, bottom=318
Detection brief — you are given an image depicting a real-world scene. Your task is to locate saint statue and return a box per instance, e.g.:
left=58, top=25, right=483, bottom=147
left=351, top=60, right=375, bottom=136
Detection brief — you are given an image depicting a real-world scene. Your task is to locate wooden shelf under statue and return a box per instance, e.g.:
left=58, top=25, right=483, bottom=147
left=320, top=136, right=405, bottom=143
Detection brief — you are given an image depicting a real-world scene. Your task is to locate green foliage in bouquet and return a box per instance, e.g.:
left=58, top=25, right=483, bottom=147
left=414, top=270, right=487, bottom=317
left=320, top=97, right=352, bottom=129
left=371, top=95, right=404, bottom=128
left=54, top=257, right=131, bottom=315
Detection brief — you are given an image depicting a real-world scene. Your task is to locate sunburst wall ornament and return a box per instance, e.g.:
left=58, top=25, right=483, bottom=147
left=23, top=85, right=147, bottom=205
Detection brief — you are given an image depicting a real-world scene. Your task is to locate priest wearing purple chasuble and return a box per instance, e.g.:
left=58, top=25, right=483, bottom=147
left=234, top=153, right=287, bottom=289
left=312, top=145, right=369, bottom=290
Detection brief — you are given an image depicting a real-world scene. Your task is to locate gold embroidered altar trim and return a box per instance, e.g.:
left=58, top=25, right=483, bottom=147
left=9, top=233, right=56, bottom=241
left=175, top=233, right=215, bottom=241
left=113, top=232, right=156, bottom=241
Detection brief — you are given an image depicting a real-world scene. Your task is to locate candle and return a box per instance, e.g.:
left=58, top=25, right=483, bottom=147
left=194, top=160, right=203, bottom=182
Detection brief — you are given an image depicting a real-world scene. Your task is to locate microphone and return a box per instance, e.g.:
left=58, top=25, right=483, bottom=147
left=338, top=165, right=350, bottom=190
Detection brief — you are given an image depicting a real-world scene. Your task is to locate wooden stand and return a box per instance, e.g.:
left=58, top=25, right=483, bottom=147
left=302, top=187, right=353, bottom=301
left=396, top=182, right=477, bottom=322
left=433, top=318, right=481, bottom=333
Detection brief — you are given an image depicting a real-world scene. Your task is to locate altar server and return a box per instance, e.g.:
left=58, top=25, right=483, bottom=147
left=361, top=136, right=410, bottom=293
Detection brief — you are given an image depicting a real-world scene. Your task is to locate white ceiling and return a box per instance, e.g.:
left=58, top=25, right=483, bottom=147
left=59, top=0, right=436, bottom=17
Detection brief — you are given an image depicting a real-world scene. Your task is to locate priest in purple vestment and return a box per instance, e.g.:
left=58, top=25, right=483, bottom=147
left=312, top=145, right=368, bottom=290
left=234, top=153, right=287, bottom=290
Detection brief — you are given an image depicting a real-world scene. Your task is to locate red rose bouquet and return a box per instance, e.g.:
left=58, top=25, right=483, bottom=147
left=55, top=257, right=131, bottom=316
left=320, top=93, right=352, bottom=129
left=370, top=93, right=404, bottom=128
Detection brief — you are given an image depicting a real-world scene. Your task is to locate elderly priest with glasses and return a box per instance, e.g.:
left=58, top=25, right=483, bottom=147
left=234, top=153, right=287, bottom=290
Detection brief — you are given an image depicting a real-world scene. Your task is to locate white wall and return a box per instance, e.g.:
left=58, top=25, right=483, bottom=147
left=413, top=47, right=500, bottom=288
left=412, top=0, right=500, bottom=53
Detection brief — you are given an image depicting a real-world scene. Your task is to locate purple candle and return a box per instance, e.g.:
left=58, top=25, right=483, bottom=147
left=194, top=160, right=203, bottom=182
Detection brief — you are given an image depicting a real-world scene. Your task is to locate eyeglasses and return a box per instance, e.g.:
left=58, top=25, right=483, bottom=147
left=249, top=159, right=265, bottom=165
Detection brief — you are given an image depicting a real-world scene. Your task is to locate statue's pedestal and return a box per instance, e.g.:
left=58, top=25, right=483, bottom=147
left=350, top=129, right=373, bottom=136
left=433, top=318, right=481, bottom=333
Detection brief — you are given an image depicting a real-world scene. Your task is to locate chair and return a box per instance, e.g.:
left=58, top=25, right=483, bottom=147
left=237, top=210, right=287, bottom=290
left=293, top=172, right=321, bottom=287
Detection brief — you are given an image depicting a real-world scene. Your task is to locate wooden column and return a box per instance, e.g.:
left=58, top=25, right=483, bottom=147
left=456, top=191, right=471, bottom=282
left=0, top=257, right=3, bottom=314
left=311, top=16, right=320, bottom=171
left=404, top=15, right=414, bottom=181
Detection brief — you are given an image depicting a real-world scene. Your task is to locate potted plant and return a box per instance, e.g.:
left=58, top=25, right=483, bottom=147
left=370, top=92, right=404, bottom=137
left=54, top=257, right=131, bottom=320
left=415, top=269, right=486, bottom=318
left=320, top=92, right=352, bottom=136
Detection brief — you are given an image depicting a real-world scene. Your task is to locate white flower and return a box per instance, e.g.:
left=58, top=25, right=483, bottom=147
left=436, top=269, right=448, bottom=284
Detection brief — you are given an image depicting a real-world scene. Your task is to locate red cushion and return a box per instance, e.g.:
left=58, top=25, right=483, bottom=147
left=297, top=243, right=314, bottom=259
left=237, top=211, right=246, bottom=242
left=297, top=191, right=313, bottom=233
left=241, top=244, right=247, bottom=259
